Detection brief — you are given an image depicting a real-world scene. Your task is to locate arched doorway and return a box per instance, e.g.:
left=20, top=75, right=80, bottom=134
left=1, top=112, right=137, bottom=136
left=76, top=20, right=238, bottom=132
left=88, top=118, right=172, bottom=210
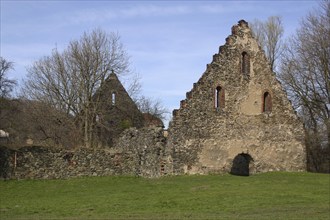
left=230, top=153, right=253, bottom=176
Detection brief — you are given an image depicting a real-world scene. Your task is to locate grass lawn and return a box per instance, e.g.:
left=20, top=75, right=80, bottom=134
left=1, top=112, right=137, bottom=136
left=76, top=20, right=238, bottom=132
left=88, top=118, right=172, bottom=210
left=0, top=172, right=329, bottom=219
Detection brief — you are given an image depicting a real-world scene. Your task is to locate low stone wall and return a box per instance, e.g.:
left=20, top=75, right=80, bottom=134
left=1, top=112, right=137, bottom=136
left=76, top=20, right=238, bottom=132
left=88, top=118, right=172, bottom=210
left=0, top=146, right=125, bottom=179
left=0, top=127, right=167, bottom=180
left=115, top=127, right=167, bottom=177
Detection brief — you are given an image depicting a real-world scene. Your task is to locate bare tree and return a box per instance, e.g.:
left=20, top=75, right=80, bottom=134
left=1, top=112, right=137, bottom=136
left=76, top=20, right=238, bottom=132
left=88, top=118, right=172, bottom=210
left=250, top=16, right=284, bottom=72
left=23, top=29, right=133, bottom=148
left=0, top=97, right=80, bottom=148
left=279, top=1, right=330, bottom=172
left=136, top=95, right=168, bottom=121
left=0, top=57, right=17, bottom=98
left=250, top=19, right=265, bottom=49
left=22, top=100, right=81, bottom=148
left=125, top=72, right=142, bottom=101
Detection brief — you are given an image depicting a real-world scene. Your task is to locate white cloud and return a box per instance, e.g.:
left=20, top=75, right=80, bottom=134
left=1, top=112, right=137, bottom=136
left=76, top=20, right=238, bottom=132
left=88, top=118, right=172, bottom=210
left=120, top=5, right=191, bottom=17
left=66, top=4, right=192, bottom=25
left=62, top=2, right=256, bottom=27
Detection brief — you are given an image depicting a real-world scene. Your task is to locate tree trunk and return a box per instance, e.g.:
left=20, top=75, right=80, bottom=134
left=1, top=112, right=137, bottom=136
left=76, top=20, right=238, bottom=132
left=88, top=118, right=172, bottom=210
left=84, top=106, right=90, bottom=148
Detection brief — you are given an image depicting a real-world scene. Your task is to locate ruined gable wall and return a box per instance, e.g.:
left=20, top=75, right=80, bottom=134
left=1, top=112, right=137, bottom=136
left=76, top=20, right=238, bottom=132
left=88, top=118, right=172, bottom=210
left=98, top=73, right=144, bottom=127
left=167, top=20, right=306, bottom=175
left=96, top=73, right=145, bottom=146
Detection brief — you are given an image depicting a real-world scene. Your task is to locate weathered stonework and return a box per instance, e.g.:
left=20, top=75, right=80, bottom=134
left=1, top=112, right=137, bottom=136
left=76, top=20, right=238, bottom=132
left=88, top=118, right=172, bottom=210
left=167, top=20, right=306, bottom=175
left=94, top=71, right=145, bottom=147
left=115, top=127, right=167, bottom=177
left=0, top=128, right=166, bottom=179
left=0, top=20, right=307, bottom=180
left=0, top=146, right=122, bottom=179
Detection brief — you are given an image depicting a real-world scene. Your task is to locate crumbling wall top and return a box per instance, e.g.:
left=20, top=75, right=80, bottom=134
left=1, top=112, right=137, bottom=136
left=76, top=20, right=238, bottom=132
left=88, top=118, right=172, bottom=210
left=231, top=19, right=251, bottom=36
left=238, top=19, right=249, bottom=28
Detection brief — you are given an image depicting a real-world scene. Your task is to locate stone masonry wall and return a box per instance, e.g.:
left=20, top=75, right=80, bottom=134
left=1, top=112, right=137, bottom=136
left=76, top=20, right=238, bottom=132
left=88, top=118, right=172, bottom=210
left=167, top=20, right=306, bottom=175
left=115, top=127, right=167, bottom=177
left=1, top=146, right=125, bottom=179
left=0, top=128, right=166, bottom=179
left=95, top=72, right=145, bottom=147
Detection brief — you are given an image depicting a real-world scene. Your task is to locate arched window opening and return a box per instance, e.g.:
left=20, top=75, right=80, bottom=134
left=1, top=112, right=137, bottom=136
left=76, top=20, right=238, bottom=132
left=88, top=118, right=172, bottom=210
left=230, top=153, right=254, bottom=176
left=263, top=92, right=272, bottom=112
left=215, top=86, right=225, bottom=109
left=242, top=52, right=250, bottom=77
left=112, top=92, right=116, bottom=105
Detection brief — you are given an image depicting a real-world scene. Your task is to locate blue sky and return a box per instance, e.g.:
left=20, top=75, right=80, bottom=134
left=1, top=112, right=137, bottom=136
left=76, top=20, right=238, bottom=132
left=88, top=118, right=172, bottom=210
left=1, top=0, right=319, bottom=125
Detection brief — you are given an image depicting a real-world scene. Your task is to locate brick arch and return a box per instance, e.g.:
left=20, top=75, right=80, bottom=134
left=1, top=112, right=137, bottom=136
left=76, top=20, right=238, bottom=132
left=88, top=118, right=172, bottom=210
left=262, top=90, right=272, bottom=113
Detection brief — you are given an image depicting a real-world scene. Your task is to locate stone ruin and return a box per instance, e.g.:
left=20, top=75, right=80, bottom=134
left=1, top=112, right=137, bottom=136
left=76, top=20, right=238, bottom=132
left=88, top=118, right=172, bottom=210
left=0, top=20, right=306, bottom=179
left=167, top=20, right=306, bottom=175
left=0, top=127, right=166, bottom=179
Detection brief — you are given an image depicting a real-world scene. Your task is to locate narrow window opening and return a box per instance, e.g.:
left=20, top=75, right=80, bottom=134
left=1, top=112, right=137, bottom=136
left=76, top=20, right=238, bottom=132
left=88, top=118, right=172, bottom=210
left=215, top=86, right=225, bottom=109
left=263, top=92, right=272, bottom=112
left=242, top=52, right=250, bottom=77
left=112, top=92, right=116, bottom=105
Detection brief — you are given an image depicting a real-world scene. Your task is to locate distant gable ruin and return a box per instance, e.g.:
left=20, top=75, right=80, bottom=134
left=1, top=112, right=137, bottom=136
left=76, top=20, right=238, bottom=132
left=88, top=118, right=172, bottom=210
left=93, top=71, right=145, bottom=147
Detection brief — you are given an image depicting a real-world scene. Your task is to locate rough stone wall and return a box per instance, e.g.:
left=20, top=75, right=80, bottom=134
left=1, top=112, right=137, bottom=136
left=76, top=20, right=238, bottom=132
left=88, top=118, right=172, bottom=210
left=167, top=20, right=306, bottom=175
left=94, top=72, right=145, bottom=147
left=0, top=146, right=122, bottom=179
left=0, top=128, right=166, bottom=179
left=115, top=127, right=167, bottom=177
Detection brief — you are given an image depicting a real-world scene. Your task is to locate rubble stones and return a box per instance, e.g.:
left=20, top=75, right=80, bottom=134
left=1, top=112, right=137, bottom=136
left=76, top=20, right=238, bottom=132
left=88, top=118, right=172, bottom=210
left=0, top=127, right=167, bottom=179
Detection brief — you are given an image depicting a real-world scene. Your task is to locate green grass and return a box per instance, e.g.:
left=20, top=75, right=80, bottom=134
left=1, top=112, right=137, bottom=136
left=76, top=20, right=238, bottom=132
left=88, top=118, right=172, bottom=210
left=0, top=172, right=329, bottom=219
